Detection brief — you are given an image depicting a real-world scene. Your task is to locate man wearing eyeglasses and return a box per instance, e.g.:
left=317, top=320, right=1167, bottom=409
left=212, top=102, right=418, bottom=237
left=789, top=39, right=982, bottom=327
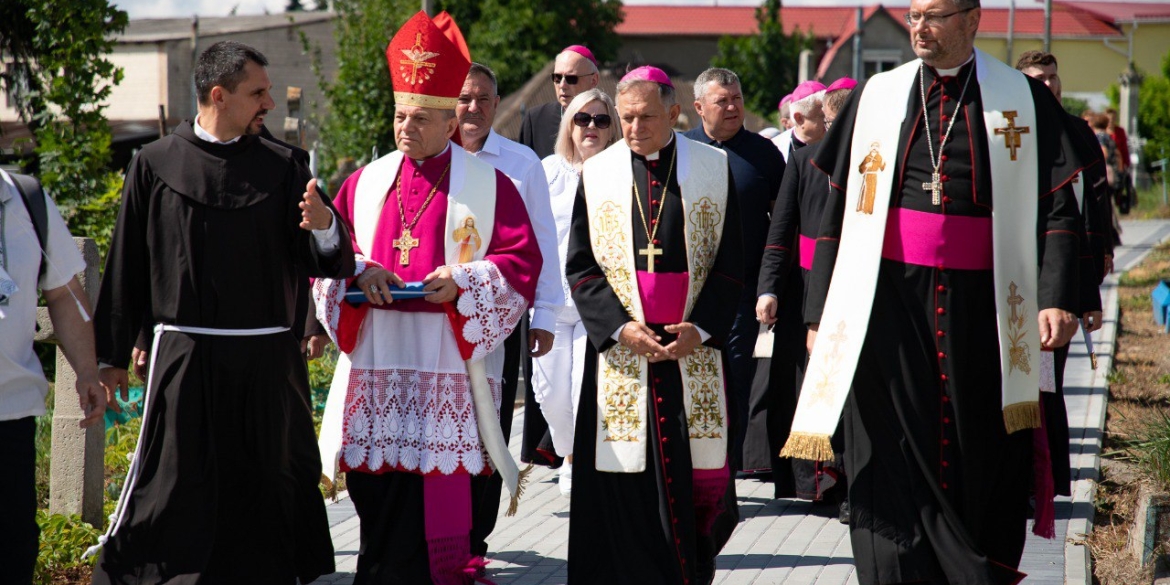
left=518, top=45, right=600, bottom=159
left=682, top=68, right=785, bottom=483
left=455, top=62, right=565, bottom=557
left=780, top=1, right=1086, bottom=583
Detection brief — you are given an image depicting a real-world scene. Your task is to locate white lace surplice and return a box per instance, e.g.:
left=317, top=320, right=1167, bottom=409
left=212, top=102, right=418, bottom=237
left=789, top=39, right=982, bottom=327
left=315, top=261, right=525, bottom=477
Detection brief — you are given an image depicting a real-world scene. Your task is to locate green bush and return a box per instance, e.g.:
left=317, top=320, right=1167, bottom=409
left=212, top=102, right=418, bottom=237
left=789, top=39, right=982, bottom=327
left=103, top=417, right=142, bottom=521
left=1120, top=410, right=1170, bottom=491
left=35, top=510, right=99, bottom=583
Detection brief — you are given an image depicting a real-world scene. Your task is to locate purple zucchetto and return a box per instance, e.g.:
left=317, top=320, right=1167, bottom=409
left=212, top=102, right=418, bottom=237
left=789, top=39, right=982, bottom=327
left=826, top=77, right=858, bottom=92
left=790, top=80, right=828, bottom=103
left=778, top=94, right=793, bottom=111
left=620, top=65, right=674, bottom=89
left=563, top=45, right=598, bottom=67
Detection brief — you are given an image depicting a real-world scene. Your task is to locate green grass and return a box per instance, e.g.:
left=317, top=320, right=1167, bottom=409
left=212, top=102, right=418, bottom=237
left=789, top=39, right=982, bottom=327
left=1131, top=182, right=1170, bottom=219
left=1118, top=409, right=1170, bottom=492
left=1107, top=367, right=1130, bottom=385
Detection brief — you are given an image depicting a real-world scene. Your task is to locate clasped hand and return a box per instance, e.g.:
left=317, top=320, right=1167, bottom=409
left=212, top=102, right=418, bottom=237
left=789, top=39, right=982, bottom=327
left=355, top=266, right=458, bottom=305
left=619, top=321, right=702, bottom=362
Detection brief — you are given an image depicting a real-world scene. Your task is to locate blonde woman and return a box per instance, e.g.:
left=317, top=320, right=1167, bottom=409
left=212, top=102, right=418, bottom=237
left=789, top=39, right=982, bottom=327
left=533, top=88, right=618, bottom=496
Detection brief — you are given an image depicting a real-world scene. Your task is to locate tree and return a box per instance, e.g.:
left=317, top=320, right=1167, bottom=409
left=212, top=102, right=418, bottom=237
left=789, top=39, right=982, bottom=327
left=1107, top=51, right=1170, bottom=165
left=286, top=0, right=306, bottom=12
left=0, top=0, right=128, bottom=228
left=441, top=0, right=623, bottom=95
left=710, top=0, right=813, bottom=121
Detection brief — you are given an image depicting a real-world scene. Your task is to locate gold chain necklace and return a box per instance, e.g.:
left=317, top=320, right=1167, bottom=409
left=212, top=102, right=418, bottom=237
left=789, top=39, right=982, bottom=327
left=392, top=161, right=451, bottom=266
left=632, top=148, right=676, bottom=273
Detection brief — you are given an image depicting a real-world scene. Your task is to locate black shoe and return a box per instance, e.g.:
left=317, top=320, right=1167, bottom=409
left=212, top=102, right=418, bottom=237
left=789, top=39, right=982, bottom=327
left=838, top=500, right=850, bottom=524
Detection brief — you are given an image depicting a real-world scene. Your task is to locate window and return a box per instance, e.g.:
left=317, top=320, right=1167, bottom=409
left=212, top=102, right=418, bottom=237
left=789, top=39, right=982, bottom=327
left=863, top=49, right=903, bottom=79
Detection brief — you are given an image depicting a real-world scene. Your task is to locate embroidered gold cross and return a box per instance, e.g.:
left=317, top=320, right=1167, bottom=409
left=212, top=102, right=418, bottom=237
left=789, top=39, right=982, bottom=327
left=994, top=111, right=1031, bottom=162
left=399, top=34, right=439, bottom=85
left=1007, top=281, right=1025, bottom=327
left=393, top=229, right=420, bottom=265
left=640, top=242, right=663, bottom=273
left=923, top=172, right=943, bottom=206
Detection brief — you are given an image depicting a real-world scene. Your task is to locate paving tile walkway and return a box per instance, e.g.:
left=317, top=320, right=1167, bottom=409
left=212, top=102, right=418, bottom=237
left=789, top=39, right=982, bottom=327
left=309, top=219, right=1170, bottom=585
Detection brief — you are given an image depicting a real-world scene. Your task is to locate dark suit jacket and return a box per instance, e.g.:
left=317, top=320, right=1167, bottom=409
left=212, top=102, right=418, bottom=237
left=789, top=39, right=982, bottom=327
left=518, top=102, right=562, bottom=160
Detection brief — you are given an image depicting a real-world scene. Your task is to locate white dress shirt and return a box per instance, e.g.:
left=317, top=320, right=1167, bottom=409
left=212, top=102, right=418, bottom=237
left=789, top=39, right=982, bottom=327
left=470, top=130, right=565, bottom=333
left=193, top=116, right=340, bottom=253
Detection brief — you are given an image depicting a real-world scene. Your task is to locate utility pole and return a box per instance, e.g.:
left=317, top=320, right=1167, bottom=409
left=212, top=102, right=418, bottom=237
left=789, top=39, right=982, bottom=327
left=422, top=0, right=433, bottom=16
left=1043, top=0, right=1052, bottom=53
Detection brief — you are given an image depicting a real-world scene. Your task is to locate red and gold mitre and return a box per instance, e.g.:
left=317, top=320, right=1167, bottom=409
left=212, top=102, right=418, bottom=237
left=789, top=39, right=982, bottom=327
left=386, top=11, right=471, bottom=109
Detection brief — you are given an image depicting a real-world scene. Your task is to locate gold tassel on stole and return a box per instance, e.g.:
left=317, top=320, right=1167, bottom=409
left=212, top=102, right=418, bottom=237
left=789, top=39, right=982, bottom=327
left=779, top=432, right=835, bottom=462
left=505, top=464, right=535, bottom=517
left=1003, top=401, right=1041, bottom=434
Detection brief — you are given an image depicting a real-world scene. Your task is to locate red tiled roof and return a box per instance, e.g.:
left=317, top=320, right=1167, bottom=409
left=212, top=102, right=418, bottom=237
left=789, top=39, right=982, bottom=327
left=616, top=6, right=862, bottom=39
left=1060, top=1, right=1170, bottom=23
left=979, top=4, right=1123, bottom=37
left=617, top=3, right=1126, bottom=39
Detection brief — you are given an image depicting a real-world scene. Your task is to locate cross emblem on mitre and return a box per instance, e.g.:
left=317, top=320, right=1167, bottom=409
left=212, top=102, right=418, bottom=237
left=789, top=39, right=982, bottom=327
left=399, top=33, right=439, bottom=85
left=994, top=111, right=1031, bottom=162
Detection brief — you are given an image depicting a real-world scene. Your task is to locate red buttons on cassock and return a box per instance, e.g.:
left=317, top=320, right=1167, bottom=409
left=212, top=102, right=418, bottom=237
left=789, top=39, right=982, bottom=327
left=942, top=395, right=950, bottom=402
left=937, top=330, right=945, bottom=338
left=943, top=417, right=951, bottom=424
left=941, top=114, right=949, bottom=121
left=651, top=180, right=660, bottom=187
left=667, top=478, right=673, bottom=484
left=943, top=439, right=950, bottom=445
left=657, top=397, right=663, bottom=404
left=942, top=196, right=953, bottom=204
left=942, top=95, right=950, bottom=102
left=675, top=538, right=681, bottom=545
left=937, top=285, right=946, bottom=292
left=661, top=437, right=669, bottom=443
left=665, top=457, right=671, bottom=463
left=670, top=498, right=676, bottom=504
left=938, top=352, right=947, bottom=359
left=653, top=239, right=661, bottom=244
left=941, top=154, right=949, bottom=161
left=654, top=378, right=661, bottom=384
left=942, top=461, right=949, bottom=467
left=941, top=374, right=948, bottom=381
left=651, top=199, right=659, bottom=205
left=650, top=218, right=657, bottom=225
left=673, top=518, right=679, bottom=524
left=940, top=175, right=949, bottom=181
left=659, top=417, right=666, bottom=423
left=936, top=307, right=946, bottom=315
left=942, top=482, right=949, bottom=489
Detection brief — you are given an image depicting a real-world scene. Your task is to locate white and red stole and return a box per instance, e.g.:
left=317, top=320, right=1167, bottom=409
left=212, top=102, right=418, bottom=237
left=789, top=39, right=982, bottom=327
left=582, top=134, right=732, bottom=528
left=781, top=49, right=1042, bottom=462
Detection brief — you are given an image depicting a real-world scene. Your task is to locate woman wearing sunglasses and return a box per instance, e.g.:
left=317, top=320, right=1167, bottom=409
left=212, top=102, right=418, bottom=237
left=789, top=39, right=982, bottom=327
left=532, top=88, right=619, bottom=496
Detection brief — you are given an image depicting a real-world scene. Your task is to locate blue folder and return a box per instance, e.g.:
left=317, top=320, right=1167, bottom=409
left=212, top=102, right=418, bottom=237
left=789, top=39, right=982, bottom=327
left=345, top=281, right=429, bottom=305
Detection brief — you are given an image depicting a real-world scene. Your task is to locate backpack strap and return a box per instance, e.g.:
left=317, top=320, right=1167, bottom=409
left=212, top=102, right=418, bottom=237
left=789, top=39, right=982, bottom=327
left=9, top=173, right=49, bottom=278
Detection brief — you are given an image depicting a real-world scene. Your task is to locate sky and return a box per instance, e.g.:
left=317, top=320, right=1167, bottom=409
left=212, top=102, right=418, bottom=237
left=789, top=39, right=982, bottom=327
left=111, top=0, right=1167, bottom=19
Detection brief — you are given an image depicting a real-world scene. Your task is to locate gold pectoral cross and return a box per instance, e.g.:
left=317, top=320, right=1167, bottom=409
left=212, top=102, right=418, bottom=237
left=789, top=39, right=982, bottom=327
left=393, top=229, right=420, bottom=265
left=923, top=172, right=942, bottom=206
left=640, top=242, right=663, bottom=273
left=994, top=111, right=1031, bottom=162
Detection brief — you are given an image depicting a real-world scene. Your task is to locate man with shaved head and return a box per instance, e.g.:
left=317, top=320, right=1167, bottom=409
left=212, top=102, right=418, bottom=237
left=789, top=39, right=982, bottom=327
left=518, top=45, right=600, bottom=159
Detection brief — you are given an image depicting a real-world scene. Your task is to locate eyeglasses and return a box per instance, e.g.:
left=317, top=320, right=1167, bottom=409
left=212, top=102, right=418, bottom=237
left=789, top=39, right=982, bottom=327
left=552, top=72, right=594, bottom=85
left=572, top=112, right=612, bottom=129
left=904, top=7, right=975, bottom=27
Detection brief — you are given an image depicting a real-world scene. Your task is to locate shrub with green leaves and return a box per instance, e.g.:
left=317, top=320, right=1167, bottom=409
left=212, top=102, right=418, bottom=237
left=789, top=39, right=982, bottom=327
left=35, top=510, right=99, bottom=582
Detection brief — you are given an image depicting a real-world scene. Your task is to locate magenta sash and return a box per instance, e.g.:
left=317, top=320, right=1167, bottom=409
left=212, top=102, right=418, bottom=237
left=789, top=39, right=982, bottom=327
left=798, top=235, right=816, bottom=271
left=881, top=208, right=993, bottom=270
left=637, top=271, right=689, bottom=324
left=425, top=474, right=493, bottom=584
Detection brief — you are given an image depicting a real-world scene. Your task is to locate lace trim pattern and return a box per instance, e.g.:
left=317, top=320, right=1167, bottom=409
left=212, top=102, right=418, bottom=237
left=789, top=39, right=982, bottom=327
left=450, top=260, right=528, bottom=361
left=313, top=255, right=377, bottom=345
left=341, top=366, right=502, bottom=475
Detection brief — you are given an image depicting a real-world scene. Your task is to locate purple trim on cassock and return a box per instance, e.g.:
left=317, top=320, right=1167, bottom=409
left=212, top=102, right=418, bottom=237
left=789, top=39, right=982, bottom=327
left=799, top=234, right=816, bottom=271
left=637, top=271, right=688, bottom=324
left=881, top=208, right=992, bottom=270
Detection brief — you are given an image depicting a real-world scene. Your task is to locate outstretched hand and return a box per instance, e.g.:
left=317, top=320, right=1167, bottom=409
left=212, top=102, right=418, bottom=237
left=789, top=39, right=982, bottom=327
left=299, top=179, right=333, bottom=231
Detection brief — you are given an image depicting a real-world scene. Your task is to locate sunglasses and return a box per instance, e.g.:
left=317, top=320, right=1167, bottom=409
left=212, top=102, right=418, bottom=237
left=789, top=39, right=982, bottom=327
left=572, top=112, right=612, bottom=129
left=551, top=72, right=594, bottom=85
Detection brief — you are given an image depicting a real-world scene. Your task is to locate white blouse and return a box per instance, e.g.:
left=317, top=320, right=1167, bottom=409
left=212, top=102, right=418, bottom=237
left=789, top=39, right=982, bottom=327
left=541, top=155, right=580, bottom=313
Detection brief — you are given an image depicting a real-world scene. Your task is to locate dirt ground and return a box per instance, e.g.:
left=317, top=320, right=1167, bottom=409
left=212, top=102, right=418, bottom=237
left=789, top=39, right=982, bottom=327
left=1089, top=241, right=1170, bottom=585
